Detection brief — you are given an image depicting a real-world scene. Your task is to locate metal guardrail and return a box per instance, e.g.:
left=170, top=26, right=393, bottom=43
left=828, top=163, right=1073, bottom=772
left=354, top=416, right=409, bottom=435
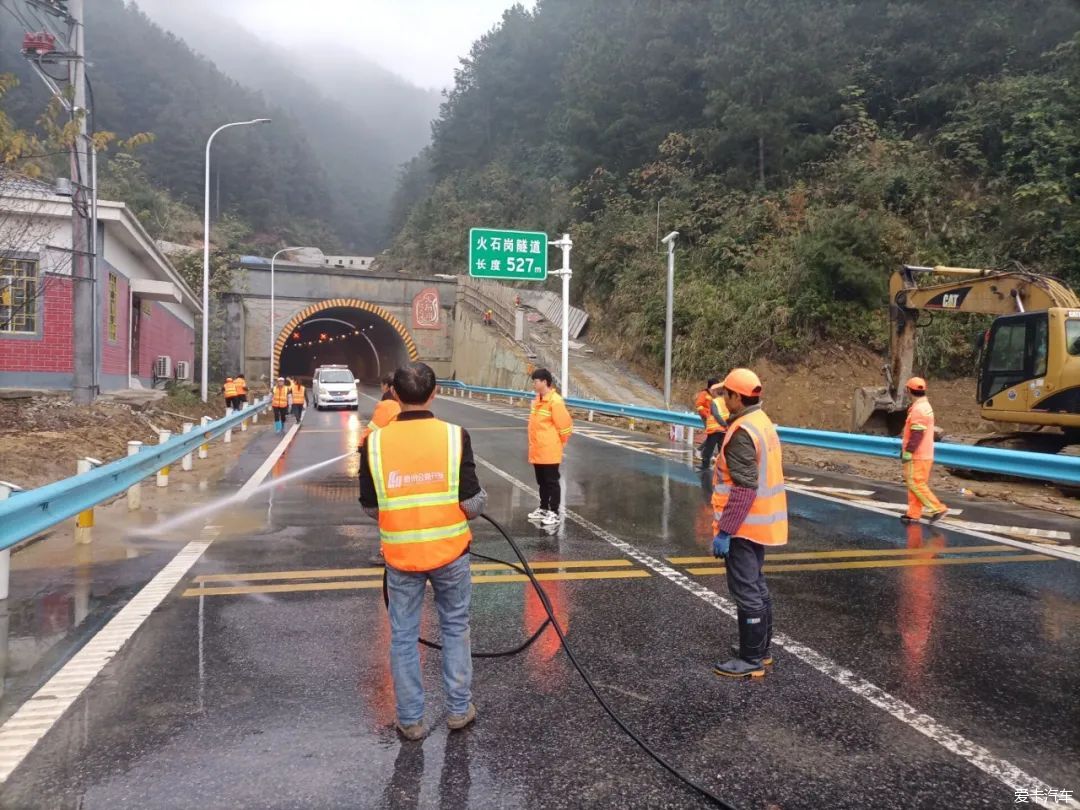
left=0, top=398, right=270, bottom=551
left=437, top=380, right=1080, bottom=486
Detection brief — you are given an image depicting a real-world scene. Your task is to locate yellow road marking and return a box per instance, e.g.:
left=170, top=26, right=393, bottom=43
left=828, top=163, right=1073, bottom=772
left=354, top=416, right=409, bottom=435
left=668, top=545, right=1015, bottom=564
left=686, top=553, right=1054, bottom=576
left=193, top=559, right=636, bottom=584
left=184, top=568, right=649, bottom=597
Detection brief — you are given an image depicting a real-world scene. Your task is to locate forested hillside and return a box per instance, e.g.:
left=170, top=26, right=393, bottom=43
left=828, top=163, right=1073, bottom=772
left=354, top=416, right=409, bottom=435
left=384, top=0, right=1080, bottom=379
left=0, top=0, right=436, bottom=251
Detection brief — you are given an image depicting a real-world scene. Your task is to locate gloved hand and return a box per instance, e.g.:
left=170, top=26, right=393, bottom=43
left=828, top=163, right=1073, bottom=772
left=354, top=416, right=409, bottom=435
left=712, top=531, right=731, bottom=559
left=901, top=450, right=913, bottom=462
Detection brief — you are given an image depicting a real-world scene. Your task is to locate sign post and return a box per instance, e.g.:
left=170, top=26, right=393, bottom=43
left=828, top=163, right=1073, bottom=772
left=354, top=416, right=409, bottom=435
left=550, top=234, right=573, bottom=398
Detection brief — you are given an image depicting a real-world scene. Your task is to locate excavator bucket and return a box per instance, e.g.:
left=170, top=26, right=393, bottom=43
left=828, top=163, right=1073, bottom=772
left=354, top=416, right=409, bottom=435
left=852, top=385, right=907, bottom=436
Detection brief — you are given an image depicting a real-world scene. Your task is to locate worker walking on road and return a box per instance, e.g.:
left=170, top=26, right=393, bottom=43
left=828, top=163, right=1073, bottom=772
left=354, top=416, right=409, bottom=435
left=527, top=368, right=573, bottom=526
left=289, top=377, right=306, bottom=425
left=711, top=368, right=788, bottom=679
left=694, top=378, right=719, bottom=463
left=358, top=362, right=487, bottom=741
left=900, top=377, right=948, bottom=524
left=271, top=377, right=289, bottom=433
left=360, top=373, right=402, bottom=447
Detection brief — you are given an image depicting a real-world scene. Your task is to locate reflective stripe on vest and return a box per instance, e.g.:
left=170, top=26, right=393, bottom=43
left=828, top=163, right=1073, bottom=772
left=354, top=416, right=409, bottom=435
left=368, top=419, right=471, bottom=572
left=707, top=396, right=728, bottom=434
left=712, top=409, right=788, bottom=545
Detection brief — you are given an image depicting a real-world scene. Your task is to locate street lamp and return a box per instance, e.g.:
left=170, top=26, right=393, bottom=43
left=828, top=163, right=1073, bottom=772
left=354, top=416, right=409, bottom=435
left=269, top=246, right=315, bottom=380
left=200, top=118, right=271, bottom=402
left=660, top=231, right=679, bottom=410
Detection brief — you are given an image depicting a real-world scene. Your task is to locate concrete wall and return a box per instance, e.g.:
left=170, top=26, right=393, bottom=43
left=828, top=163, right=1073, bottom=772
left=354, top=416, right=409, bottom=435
left=451, top=306, right=530, bottom=389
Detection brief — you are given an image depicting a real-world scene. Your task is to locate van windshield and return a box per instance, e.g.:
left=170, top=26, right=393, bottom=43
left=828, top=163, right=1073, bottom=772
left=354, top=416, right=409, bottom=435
left=320, top=370, right=354, bottom=383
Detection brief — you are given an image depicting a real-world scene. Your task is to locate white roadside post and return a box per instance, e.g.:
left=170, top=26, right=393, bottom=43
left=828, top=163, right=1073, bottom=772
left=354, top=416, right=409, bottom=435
left=252, top=397, right=260, bottom=424
left=199, top=415, right=211, bottom=459
left=126, top=441, right=143, bottom=510
left=223, top=407, right=233, bottom=444
left=75, top=458, right=102, bottom=544
left=0, top=482, right=23, bottom=600
left=240, top=404, right=248, bottom=432
left=156, top=430, right=172, bottom=487
left=550, top=233, right=573, bottom=398
left=181, top=423, right=195, bottom=471
left=660, top=231, right=679, bottom=410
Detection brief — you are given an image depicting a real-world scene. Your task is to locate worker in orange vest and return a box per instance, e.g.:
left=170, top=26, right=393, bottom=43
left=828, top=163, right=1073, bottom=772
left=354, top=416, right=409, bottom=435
left=234, top=374, right=248, bottom=409
left=694, top=378, right=727, bottom=472
left=360, top=373, right=401, bottom=447
left=271, top=377, right=289, bottom=433
left=711, top=368, right=788, bottom=679
left=527, top=368, right=573, bottom=526
left=223, top=377, right=237, bottom=410
left=289, top=377, right=306, bottom=425
left=358, top=362, right=487, bottom=740
left=900, top=377, right=948, bottom=524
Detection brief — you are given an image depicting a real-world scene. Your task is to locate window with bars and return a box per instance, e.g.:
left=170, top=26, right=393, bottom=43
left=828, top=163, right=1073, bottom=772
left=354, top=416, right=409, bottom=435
left=0, top=257, right=39, bottom=335
left=108, top=273, right=118, bottom=341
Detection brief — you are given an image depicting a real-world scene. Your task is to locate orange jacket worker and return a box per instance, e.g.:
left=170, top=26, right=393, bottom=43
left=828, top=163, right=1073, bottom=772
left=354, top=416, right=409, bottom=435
left=527, top=368, right=573, bottom=526
left=711, top=368, right=787, bottom=679
left=360, top=374, right=402, bottom=447
left=900, top=377, right=948, bottom=524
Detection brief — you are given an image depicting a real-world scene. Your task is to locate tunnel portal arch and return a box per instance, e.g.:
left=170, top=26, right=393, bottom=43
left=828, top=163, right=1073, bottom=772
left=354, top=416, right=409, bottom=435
left=275, top=298, right=419, bottom=383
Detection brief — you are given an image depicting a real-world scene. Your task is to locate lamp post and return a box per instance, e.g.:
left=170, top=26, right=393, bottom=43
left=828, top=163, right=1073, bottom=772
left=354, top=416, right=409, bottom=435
left=269, top=246, right=314, bottom=380
left=660, top=231, right=679, bottom=410
left=201, top=118, right=271, bottom=402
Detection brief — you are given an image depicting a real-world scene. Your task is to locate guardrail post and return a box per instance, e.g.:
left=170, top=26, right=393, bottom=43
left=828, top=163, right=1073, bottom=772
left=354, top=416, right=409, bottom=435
left=467, top=390, right=472, bottom=399
left=252, top=400, right=259, bottom=424
left=223, top=407, right=233, bottom=444
left=628, top=418, right=635, bottom=431
left=181, top=423, right=195, bottom=471
left=75, top=457, right=99, bottom=544
left=588, top=410, right=594, bottom=422
left=157, top=431, right=172, bottom=487
left=126, top=441, right=143, bottom=510
left=486, top=393, right=491, bottom=402
left=0, top=482, right=20, bottom=600
left=239, top=406, right=248, bottom=432
left=199, top=416, right=211, bottom=459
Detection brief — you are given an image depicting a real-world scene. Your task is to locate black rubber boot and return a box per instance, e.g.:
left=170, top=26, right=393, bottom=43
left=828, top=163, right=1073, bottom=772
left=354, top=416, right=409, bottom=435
left=715, top=608, right=768, bottom=678
left=729, top=599, right=775, bottom=665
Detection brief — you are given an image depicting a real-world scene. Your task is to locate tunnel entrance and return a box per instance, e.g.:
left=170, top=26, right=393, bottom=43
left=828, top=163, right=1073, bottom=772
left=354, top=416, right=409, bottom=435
left=275, top=298, right=418, bottom=383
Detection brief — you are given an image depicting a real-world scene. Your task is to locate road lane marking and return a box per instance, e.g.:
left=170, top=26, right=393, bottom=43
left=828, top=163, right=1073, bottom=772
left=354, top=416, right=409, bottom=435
left=0, top=421, right=303, bottom=786
left=685, top=553, right=1054, bottom=575
left=473, top=454, right=1076, bottom=807
left=668, top=545, right=1025, bottom=563
left=183, top=568, right=650, bottom=598
left=193, top=558, right=637, bottom=583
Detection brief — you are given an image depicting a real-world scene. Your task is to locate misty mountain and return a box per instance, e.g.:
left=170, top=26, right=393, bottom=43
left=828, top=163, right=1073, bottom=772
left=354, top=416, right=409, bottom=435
left=131, top=0, right=442, bottom=248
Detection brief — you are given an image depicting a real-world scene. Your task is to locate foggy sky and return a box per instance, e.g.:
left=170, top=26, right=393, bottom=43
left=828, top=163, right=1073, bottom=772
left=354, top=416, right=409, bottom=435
left=212, top=0, right=536, bottom=89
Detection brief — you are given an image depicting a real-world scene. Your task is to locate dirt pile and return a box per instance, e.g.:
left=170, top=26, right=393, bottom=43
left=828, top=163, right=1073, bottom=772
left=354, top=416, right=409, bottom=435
left=0, top=391, right=229, bottom=489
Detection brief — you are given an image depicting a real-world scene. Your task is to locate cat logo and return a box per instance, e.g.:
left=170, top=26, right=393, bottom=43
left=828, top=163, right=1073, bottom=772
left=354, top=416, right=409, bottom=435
left=941, top=293, right=961, bottom=309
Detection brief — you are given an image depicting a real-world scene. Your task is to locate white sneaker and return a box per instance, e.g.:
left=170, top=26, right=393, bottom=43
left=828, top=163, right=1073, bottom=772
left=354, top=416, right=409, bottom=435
left=540, top=510, right=560, bottom=526
left=527, top=507, right=547, bottom=520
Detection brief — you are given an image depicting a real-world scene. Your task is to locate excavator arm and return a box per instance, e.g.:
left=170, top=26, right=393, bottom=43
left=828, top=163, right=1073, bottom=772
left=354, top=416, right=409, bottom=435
left=853, top=265, right=1080, bottom=434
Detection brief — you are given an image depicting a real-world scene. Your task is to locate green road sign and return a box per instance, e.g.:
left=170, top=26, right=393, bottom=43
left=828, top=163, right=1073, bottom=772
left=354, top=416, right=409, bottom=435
left=468, top=228, right=548, bottom=281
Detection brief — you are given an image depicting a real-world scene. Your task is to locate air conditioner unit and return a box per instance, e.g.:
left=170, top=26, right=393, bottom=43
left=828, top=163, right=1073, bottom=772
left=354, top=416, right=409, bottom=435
left=154, top=355, right=172, bottom=379
left=175, top=360, right=190, bottom=380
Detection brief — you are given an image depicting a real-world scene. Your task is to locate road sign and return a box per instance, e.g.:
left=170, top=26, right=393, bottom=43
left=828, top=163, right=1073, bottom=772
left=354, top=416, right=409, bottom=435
left=469, top=228, right=548, bottom=281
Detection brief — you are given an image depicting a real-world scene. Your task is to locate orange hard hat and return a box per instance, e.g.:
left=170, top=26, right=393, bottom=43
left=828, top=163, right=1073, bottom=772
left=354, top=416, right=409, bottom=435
left=723, top=368, right=763, bottom=398
left=225, top=377, right=233, bottom=382
left=906, top=376, right=927, bottom=393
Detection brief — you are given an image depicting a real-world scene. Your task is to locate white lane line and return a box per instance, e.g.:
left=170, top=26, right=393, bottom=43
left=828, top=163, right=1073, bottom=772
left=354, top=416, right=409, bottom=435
left=474, top=455, right=1077, bottom=808
left=0, top=424, right=301, bottom=785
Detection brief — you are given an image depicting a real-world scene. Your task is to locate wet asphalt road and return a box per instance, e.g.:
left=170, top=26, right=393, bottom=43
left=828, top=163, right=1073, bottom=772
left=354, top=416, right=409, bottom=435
left=0, top=392, right=1077, bottom=809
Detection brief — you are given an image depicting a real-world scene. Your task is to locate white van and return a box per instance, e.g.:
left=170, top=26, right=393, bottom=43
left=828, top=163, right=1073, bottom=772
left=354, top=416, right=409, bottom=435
left=312, top=365, right=359, bottom=410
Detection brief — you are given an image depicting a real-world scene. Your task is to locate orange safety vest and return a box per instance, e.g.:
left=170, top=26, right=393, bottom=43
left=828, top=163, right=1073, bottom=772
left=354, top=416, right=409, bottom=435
left=223, top=380, right=237, bottom=398
left=712, top=408, right=788, bottom=546
left=290, top=383, right=305, bottom=403
left=367, top=418, right=471, bottom=572
left=710, top=395, right=729, bottom=434
left=528, top=390, right=573, bottom=465
left=271, top=385, right=289, bottom=408
left=360, top=398, right=402, bottom=445
left=235, top=378, right=248, bottom=395
left=903, top=397, right=935, bottom=461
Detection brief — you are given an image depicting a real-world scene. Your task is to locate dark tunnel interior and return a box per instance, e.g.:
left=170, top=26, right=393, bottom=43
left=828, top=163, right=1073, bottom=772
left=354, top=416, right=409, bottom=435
left=277, top=306, right=411, bottom=383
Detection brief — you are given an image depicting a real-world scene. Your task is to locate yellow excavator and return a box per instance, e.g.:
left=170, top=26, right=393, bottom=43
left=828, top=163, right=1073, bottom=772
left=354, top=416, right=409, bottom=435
left=853, top=265, right=1080, bottom=450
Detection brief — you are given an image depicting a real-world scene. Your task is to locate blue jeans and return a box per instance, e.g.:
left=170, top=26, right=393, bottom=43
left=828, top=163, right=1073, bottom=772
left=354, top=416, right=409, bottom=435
left=386, top=553, right=473, bottom=725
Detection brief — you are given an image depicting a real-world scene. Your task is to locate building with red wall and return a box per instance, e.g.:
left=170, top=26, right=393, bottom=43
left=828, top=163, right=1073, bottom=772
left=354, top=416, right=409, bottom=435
left=0, top=180, right=201, bottom=391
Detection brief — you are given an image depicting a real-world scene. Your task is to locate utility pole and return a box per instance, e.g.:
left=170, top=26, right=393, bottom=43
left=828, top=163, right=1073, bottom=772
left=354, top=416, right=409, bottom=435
left=660, top=231, right=679, bottom=410
left=69, top=0, right=94, bottom=405
left=550, top=233, right=573, bottom=398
